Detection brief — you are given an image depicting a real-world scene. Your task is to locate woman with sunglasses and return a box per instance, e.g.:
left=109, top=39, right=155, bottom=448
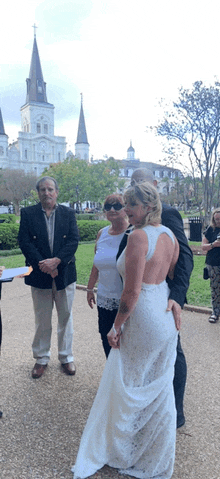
left=86, top=194, right=129, bottom=357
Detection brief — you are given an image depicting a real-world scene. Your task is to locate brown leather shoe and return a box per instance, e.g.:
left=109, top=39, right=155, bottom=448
left=61, top=362, right=76, bottom=376
left=32, top=363, right=47, bottom=379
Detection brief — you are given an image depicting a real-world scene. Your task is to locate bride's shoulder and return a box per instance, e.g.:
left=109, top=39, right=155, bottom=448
left=128, top=228, right=148, bottom=245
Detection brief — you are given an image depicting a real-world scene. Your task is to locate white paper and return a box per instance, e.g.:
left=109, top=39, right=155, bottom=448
left=0, top=266, right=30, bottom=280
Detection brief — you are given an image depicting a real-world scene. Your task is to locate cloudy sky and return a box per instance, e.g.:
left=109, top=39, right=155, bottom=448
left=1, top=0, right=220, bottom=163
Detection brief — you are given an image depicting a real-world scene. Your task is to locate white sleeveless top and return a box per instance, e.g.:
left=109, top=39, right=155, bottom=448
left=93, top=226, right=125, bottom=310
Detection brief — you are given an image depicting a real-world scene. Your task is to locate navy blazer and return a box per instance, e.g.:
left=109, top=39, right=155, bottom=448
left=117, top=204, right=193, bottom=308
left=18, top=203, right=79, bottom=290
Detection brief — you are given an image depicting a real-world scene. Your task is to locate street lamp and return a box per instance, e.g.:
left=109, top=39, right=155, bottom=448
left=76, top=184, right=79, bottom=212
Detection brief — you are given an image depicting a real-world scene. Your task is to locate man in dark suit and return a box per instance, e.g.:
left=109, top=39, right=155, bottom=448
left=117, top=168, right=193, bottom=428
left=18, top=176, right=79, bottom=379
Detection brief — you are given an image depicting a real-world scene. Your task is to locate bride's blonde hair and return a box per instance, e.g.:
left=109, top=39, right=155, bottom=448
left=124, top=181, right=162, bottom=228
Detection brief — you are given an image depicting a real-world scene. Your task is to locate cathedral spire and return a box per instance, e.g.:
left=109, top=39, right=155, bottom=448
left=0, top=108, right=6, bottom=135
left=25, top=29, right=48, bottom=104
left=75, top=94, right=89, bottom=160
left=76, top=93, right=89, bottom=144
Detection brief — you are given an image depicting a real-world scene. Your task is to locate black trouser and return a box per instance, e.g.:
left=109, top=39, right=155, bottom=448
left=173, top=334, right=187, bottom=427
left=97, top=306, right=117, bottom=358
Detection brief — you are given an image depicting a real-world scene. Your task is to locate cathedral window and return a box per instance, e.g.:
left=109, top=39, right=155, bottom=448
left=0, top=146, right=4, bottom=156
left=27, top=124, right=29, bottom=132
left=25, top=149, right=28, bottom=159
left=37, top=123, right=41, bottom=133
left=58, top=153, right=60, bottom=161
left=37, top=80, right=43, bottom=93
left=44, top=124, right=48, bottom=134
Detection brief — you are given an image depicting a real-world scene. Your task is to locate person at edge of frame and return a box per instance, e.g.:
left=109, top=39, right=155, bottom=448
left=0, top=268, right=13, bottom=418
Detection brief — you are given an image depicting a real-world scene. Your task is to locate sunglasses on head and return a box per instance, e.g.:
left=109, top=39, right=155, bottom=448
left=104, top=203, right=124, bottom=211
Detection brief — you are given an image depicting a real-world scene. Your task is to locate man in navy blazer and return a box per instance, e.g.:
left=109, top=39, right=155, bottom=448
left=18, top=176, right=79, bottom=379
left=117, top=168, right=193, bottom=428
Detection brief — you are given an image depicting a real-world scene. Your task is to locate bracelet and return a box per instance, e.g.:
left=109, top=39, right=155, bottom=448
left=86, top=288, right=94, bottom=292
left=112, top=323, right=120, bottom=335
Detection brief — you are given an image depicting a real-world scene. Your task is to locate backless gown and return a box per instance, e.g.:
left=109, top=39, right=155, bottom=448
left=73, top=225, right=178, bottom=479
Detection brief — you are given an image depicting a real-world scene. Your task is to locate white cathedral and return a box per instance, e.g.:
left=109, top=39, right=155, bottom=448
left=0, top=31, right=182, bottom=197
left=0, top=32, right=89, bottom=175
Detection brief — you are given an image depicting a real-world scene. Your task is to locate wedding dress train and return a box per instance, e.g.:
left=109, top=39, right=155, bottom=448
left=73, top=225, right=178, bottom=479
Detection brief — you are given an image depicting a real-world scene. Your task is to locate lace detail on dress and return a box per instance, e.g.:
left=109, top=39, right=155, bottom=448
left=97, top=294, right=120, bottom=310
left=73, top=223, right=178, bottom=479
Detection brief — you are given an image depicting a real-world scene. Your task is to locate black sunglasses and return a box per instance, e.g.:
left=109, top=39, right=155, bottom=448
left=104, top=203, right=124, bottom=211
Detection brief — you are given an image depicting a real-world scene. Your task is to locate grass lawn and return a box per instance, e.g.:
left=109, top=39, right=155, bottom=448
left=187, top=255, right=211, bottom=308
left=0, top=243, right=96, bottom=287
left=0, top=243, right=212, bottom=308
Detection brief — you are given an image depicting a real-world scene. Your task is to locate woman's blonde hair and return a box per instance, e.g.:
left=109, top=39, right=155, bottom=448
left=124, top=181, right=162, bottom=227
left=210, top=208, right=220, bottom=229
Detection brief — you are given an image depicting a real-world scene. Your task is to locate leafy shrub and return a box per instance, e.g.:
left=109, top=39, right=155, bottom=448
left=0, top=214, right=16, bottom=224
left=77, top=220, right=110, bottom=241
left=76, top=213, right=97, bottom=221
left=0, top=224, right=20, bottom=250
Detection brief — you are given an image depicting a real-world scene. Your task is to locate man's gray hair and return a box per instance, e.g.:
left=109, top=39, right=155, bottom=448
left=36, top=176, right=59, bottom=192
left=131, top=168, right=154, bottom=186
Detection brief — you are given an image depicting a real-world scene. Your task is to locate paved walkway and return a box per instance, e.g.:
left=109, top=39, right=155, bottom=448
left=0, top=279, right=220, bottom=479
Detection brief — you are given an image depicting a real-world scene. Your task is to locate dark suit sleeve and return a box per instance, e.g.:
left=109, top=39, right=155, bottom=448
left=162, top=207, right=193, bottom=308
left=55, top=208, right=79, bottom=266
left=18, top=208, right=45, bottom=268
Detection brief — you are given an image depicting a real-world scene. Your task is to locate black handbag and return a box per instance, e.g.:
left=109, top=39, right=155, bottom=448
left=203, top=266, right=209, bottom=280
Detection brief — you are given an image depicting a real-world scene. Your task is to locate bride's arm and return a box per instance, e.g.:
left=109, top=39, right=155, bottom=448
left=108, top=229, right=148, bottom=348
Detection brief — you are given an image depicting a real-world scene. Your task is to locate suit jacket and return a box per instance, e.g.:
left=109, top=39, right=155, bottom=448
left=117, top=203, right=193, bottom=308
left=18, top=203, right=79, bottom=291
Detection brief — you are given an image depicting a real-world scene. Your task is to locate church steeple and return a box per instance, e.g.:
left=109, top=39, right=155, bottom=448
left=0, top=108, right=8, bottom=166
left=25, top=26, right=48, bottom=104
left=75, top=94, right=90, bottom=161
left=0, top=108, right=6, bottom=135
left=76, top=94, right=88, bottom=144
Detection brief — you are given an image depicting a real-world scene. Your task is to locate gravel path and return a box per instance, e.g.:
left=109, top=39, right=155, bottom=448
left=0, top=279, right=219, bottom=479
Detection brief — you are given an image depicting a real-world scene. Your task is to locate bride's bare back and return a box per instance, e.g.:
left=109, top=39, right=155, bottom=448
left=142, top=230, right=179, bottom=285
left=124, top=226, right=179, bottom=293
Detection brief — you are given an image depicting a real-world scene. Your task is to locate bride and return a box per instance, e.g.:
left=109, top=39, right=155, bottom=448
left=73, top=181, right=179, bottom=479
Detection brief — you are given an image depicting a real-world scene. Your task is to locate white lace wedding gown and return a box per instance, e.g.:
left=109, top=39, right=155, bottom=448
left=73, top=225, right=178, bottom=479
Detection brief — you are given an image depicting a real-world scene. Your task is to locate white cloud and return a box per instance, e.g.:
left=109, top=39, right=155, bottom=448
left=1, top=0, right=220, bottom=163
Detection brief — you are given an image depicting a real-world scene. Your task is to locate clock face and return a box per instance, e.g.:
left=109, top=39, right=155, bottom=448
left=40, top=141, right=46, bottom=150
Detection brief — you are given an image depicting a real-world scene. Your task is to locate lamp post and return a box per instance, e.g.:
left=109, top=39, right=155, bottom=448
left=76, top=184, right=79, bottom=212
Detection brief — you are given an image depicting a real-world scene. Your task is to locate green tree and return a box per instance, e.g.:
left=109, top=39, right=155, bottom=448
left=87, top=157, right=125, bottom=202
left=43, top=159, right=90, bottom=207
left=0, top=169, right=37, bottom=215
left=42, top=157, right=125, bottom=207
left=152, top=81, right=220, bottom=224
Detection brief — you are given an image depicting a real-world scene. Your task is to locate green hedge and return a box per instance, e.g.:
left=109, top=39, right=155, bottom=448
left=0, top=219, right=110, bottom=250
left=76, top=213, right=98, bottom=221
left=0, top=224, right=20, bottom=250
left=77, top=220, right=110, bottom=241
left=0, top=214, right=17, bottom=224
